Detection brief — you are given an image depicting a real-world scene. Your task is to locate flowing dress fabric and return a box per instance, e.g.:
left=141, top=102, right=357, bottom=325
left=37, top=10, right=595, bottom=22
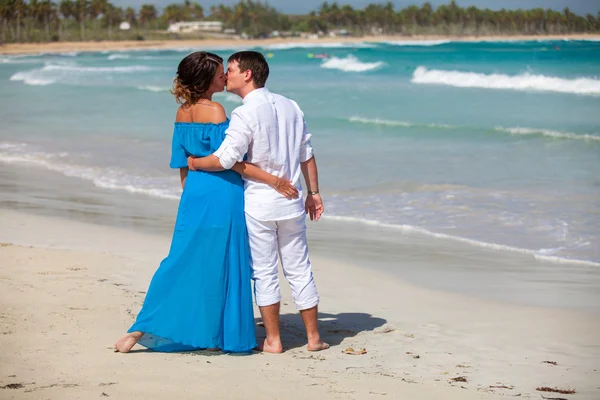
left=128, top=120, right=257, bottom=353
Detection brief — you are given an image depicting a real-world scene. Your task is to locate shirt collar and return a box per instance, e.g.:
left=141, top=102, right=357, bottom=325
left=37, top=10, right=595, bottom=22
left=242, top=87, right=269, bottom=104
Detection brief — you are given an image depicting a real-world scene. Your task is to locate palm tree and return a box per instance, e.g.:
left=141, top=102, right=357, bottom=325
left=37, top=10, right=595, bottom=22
left=89, top=0, right=106, bottom=31
left=139, top=4, right=157, bottom=30
left=340, top=4, right=355, bottom=32
left=11, top=0, right=27, bottom=42
left=103, top=4, right=122, bottom=39
left=27, top=0, right=40, bottom=40
left=74, top=0, right=87, bottom=40
left=58, top=0, right=74, bottom=40
left=585, top=14, right=596, bottom=31
left=185, top=0, right=203, bottom=20
left=403, top=5, right=419, bottom=33
left=124, top=6, right=135, bottom=28
left=0, top=0, right=11, bottom=42
left=38, top=0, right=56, bottom=40
left=162, top=4, right=184, bottom=24
left=418, top=2, right=433, bottom=29
left=328, top=2, right=340, bottom=29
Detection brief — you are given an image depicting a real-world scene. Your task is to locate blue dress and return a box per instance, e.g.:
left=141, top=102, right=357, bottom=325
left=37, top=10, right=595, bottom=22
left=128, top=120, right=257, bottom=353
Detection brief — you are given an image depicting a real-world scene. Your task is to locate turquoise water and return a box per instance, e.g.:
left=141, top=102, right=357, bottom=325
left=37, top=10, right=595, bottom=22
left=1, top=39, right=599, bottom=264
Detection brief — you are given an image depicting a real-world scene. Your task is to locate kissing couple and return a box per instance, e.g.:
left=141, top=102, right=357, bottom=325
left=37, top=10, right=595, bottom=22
left=115, top=50, right=329, bottom=354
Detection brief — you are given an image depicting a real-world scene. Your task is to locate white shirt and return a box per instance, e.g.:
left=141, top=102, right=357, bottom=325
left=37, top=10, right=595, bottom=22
left=214, top=88, right=314, bottom=221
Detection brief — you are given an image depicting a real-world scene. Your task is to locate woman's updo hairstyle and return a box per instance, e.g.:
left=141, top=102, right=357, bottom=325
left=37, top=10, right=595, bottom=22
left=172, top=51, right=223, bottom=106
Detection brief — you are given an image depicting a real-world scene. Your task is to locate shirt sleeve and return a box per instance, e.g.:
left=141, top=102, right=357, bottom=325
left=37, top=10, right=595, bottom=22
left=299, top=119, right=314, bottom=163
left=213, top=110, right=253, bottom=170
left=169, top=128, right=188, bottom=168
left=292, top=100, right=314, bottom=162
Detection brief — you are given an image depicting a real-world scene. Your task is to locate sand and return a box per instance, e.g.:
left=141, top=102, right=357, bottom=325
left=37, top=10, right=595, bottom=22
left=1, top=209, right=599, bottom=399
left=1, top=34, right=599, bottom=55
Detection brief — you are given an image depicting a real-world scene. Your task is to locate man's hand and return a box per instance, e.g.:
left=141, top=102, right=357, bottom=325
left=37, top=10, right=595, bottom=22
left=305, top=193, right=324, bottom=221
left=272, top=178, right=299, bottom=200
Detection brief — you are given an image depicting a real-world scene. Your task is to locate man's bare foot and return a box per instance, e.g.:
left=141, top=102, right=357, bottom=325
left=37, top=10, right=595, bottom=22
left=307, top=341, right=330, bottom=352
left=114, top=331, right=143, bottom=353
left=257, top=338, right=283, bottom=354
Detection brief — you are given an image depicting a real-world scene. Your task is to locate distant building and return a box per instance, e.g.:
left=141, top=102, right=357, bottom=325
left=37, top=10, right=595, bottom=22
left=300, top=33, right=320, bottom=39
left=167, top=21, right=223, bottom=33
left=119, top=22, right=131, bottom=30
left=328, top=29, right=350, bottom=37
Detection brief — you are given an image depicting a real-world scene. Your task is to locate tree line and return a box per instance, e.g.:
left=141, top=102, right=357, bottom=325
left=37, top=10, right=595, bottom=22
left=1, top=0, right=599, bottom=43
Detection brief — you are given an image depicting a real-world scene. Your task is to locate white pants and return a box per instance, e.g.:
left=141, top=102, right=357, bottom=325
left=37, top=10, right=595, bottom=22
left=245, top=213, right=319, bottom=310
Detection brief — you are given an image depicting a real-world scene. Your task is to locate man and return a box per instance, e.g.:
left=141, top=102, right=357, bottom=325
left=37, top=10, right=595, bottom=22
left=188, top=51, right=328, bottom=353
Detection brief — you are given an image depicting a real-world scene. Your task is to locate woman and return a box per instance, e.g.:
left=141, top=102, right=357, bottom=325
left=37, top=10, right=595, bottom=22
left=114, top=51, right=297, bottom=353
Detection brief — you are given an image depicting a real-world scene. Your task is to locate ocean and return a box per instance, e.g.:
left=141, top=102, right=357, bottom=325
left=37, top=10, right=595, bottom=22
left=1, top=38, right=599, bottom=274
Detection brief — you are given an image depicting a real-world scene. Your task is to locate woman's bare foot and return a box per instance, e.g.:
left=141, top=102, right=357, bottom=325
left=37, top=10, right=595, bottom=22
left=114, top=331, right=143, bottom=353
left=257, top=338, right=283, bottom=354
left=307, top=341, right=330, bottom=352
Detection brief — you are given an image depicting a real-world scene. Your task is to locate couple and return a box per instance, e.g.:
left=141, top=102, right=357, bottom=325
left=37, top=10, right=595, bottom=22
left=114, top=50, right=329, bottom=354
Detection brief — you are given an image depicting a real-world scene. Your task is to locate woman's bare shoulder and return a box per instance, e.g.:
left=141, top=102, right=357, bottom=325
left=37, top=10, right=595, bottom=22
left=203, top=101, right=227, bottom=122
left=175, top=105, right=192, bottom=122
left=176, top=101, right=226, bottom=124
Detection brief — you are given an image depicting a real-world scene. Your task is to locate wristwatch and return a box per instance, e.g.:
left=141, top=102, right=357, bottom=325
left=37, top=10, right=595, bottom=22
left=308, top=190, right=319, bottom=195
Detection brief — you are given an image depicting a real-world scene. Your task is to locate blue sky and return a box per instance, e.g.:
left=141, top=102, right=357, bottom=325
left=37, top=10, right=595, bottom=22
left=112, top=0, right=600, bottom=16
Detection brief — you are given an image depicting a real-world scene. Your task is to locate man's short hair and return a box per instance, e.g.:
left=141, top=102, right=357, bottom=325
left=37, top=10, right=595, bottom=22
left=228, top=51, right=269, bottom=88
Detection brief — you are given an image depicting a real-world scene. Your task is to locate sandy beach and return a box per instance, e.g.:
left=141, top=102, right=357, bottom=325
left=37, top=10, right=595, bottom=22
left=1, top=33, right=600, bottom=55
left=1, top=209, right=599, bottom=399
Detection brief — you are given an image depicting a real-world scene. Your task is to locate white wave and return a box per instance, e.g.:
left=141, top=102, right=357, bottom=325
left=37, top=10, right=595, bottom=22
left=136, top=85, right=170, bottom=93
left=139, top=55, right=170, bottom=60
left=1, top=54, right=76, bottom=65
left=104, top=51, right=171, bottom=61
left=37, top=51, right=79, bottom=57
left=349, top=117, right=600, bottom=142
left=200, top=45, right=247, bottom=52
left=42, top=64, right=153, bottom=73
left=107, top=53, right=131, bottom=60
left=324, top=215, right=600, bottom=267
left=0, top=55, right=43, bottom=64
left=214, top=92, right=243, bottom=104
left=350, top=116, right=413, bottom=127
left=262, top=42, right=376, bottom=50
left=412, top=66, right=600, bottom=96
left=135, top=88, right=242, bottom=101
left=0, top=142, right=28, bottom=150
left=43, top=60, right=78, bottom=67
left=383, top=39, right=450, bottom=46
left=10, top=64, right=157, bottom=86
left=321, top=55, right=384, bottom=72
left=348, top=116, right=454, bottom=129
left=9, top=71, right=56, bottom=85
left=496, top=126, right=600, bottom=142
left=0, top=146, right=181, bottom=201
left=91, top=179, right=180, bottom=200
left=163, top=46, right=236, bottom=53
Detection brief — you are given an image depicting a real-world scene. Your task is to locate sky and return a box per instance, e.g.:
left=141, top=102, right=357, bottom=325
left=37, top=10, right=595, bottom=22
left=111, top=0, right=600, bottom=16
